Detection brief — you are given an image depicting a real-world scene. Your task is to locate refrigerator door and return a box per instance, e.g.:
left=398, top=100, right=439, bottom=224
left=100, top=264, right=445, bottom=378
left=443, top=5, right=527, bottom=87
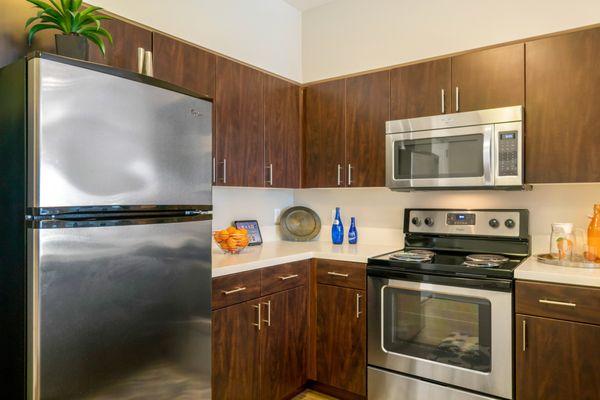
left=28, top=216, right=212, bottom=400
left=28, top=57, right=212, bottom=209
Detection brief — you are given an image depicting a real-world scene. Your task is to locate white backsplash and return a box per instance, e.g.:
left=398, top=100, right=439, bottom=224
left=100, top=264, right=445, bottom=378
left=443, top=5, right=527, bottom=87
left=212, top=187, right=294, bottom=242
left=294, top=184, right=600, bottom=253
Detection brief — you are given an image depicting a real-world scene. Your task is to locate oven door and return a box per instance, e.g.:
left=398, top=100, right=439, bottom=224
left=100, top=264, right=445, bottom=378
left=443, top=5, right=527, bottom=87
left=368, top=275, right=512, bottom=399
left=386, top=125, right=494, bottom=189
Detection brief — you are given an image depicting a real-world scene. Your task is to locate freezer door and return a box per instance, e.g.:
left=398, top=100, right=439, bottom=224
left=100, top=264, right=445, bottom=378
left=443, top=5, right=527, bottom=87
left=28, top=217, right=212, bottom=400
left=28, top=57, right=212, bottom=208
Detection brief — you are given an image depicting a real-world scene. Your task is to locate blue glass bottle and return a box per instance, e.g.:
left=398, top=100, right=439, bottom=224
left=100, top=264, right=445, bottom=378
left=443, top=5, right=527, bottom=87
left=331, top=207, right=344, bottom=244
left=348, top=217, right=358, bottom=244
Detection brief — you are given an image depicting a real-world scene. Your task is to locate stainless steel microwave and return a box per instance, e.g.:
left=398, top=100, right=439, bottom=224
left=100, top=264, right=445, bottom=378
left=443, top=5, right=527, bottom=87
left=386, top=106, right=524, bottom=190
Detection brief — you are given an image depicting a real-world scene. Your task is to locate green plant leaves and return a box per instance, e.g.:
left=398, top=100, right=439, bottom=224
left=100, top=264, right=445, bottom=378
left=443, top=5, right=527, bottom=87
left=25, top=0, right=112, bottom=55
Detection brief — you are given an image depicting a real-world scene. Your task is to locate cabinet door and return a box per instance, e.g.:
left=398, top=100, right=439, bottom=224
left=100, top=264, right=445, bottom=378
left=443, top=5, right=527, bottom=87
left=516, top=314, right=600, bottom=400
left=525, top=28, right=600, bottom=183
left=264, top=75, right=301, bottom=188
left=316, top=284, right=366, bottom=395
left=88, top=18, right=152, bottom=73
left=451, top=43, right=524, bottom=112
left=303, top=80, right=346, bottom=188
left=345, top=71, right=389, bottom=187
left=212, top=300, right=261, bottom=400
left=260, top=286, right=307, bottom=400
left=390, top=58, right=451, bottom=119
left=152, top=33, right=216, bottom=98
left=215, top=57, right=264, bottom=187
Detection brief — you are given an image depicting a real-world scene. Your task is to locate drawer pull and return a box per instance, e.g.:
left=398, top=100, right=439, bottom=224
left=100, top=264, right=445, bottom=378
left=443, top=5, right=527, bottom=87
left=279, top=274, right=299, bottom=281
left=222, top=287, right=247, bottom=295
left=252, top=304, right=261, bottom=330
left=539, top=299, right=576, bottom=307
left=522, top=320, right=527, bottom=352
left=327, top=271, right=349, bottom=278
left=262, top=301, right=271, bottom=326
left=356, top=293, right=362, bottom=319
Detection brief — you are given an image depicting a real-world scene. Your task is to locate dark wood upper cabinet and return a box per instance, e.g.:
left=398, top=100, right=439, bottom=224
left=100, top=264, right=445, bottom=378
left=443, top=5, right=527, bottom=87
left=264, top=75, right=301, bottom=188
left=390, top=58, right=451, bottom=119
left=451, top=43, right=524, bottom=112
left=212, top=299, right=261, bottom=400
left=152, top=33, right=216, bottom=98
left=215, top=57, right=264, bottom=187
left=516, top=314, right=600, bottom=400
left=303, top=80, right=346, bottom=188
left=316, top=284, right=366, bottom=396
left=88, top=18, right=152, bottom=73
left=345, top=71, right=389, bottom=187
left=259, top=287, right=307, bottom=400
left=525, top=28, right=600, bottom=183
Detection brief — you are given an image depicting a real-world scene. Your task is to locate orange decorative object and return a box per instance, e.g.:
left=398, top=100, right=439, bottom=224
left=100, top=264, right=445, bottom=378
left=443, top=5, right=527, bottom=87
left=213, top=227, right=250, bottom=254
left=587, top=204, right=600, bottom=262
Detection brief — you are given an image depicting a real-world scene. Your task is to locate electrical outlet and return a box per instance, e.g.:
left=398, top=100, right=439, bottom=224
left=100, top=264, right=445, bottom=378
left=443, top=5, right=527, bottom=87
left=274, top=208, right=281, bottom=224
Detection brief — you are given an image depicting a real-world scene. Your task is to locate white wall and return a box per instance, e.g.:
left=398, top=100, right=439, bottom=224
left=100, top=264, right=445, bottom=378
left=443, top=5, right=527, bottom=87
left=302, top=0, right=600, bottom=81
left=294, top=185, right=600, bottom=253
left=91, top=0, right=303, bottom=82
left=213, top=187, right=294, bottom=242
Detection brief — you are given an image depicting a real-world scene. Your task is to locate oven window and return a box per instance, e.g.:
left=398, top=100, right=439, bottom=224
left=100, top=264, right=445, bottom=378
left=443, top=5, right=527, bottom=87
left=394, top=134, right=484, bottom=179
left=382, top=287, right=492, bottom=372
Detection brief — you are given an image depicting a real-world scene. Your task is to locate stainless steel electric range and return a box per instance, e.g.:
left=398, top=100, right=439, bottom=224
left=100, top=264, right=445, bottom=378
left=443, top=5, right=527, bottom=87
left=367, top=209, right=530, bottom=400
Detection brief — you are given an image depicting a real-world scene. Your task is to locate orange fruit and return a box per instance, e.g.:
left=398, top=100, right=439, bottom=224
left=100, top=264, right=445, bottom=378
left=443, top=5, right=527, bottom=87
left=234, top=229, right=243, bottom=235
left=239, top=237, right=249, bottom=247
left=227, top=226, right=237, bottom=234
left=218, top=229, right=229, bottom=241
left=239, top=228, right=248, bottom=235
left=227, top=237, right=238, bottom=248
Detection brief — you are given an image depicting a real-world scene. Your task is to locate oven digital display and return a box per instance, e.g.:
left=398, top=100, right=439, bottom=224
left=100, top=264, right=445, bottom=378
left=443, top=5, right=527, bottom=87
left=447, top=213, right=476, bottom=225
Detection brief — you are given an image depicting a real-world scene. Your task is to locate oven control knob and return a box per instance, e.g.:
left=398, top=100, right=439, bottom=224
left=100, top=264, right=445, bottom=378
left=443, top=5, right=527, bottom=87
left=424, top=217, right=434, bottom=227
left=489, top=218, right=500, bottom=228
left=411, top=217, right=421, bottom=226
left=505, top=219, right=516, bottom=229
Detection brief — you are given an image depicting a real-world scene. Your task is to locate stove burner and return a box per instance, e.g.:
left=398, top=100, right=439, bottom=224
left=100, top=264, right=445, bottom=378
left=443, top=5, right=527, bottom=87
left=466, top=254, right=509, bottom=263
left=463, top=260, right=501, bottom=268
left=390, top=249, right=435, bottom=262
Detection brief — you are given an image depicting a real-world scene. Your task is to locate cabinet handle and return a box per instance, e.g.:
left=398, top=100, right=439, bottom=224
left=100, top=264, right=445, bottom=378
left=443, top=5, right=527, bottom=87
left=522, top=320, right=527, bottom=352
left=252, top=304, right=261, bottom=330
left=222, top=287, right=246, bottom=295
left=212, top=157, right=216, bottom=184
left=327, top=271, right=349, bottom=278
left=356, top=293, right=362, bottom=319
left=221, top=159, right=227, bottom=184
left=262, top=300, right=271, bottom=327
left=539, top=299, right=576, bottom=307
left=137, top=47, right=145, bottom=74
left=143, top=50, right=154, bottom=77
left=455, top=86, right=460, bottom=112
left=337, top=164, right=342, bottom=186
left=441, top=89, right=446, bottom=114
left=266, top=163, right=273, bottom=186
left=279, top=274, right=299, bottom=281
left=348, top=164, right=353, bottom=186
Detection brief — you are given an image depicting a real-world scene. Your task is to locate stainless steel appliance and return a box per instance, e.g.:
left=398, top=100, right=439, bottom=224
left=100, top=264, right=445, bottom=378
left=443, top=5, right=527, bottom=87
left=368, top=209, right=530, bottom=400
left=386, top=106, right=525, bottom=190
left=0, top=53, right=213, bottom=399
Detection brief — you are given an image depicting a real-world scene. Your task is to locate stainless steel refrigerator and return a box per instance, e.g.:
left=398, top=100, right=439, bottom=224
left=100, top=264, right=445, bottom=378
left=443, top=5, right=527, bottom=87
left=0, top=53, right=213, bottom=400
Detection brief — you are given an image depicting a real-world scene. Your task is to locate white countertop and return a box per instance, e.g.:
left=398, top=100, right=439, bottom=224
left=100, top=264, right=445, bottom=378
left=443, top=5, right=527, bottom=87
left=515, top=256, right=600, bottom=288
left=212, top=241, right=400, bottom=277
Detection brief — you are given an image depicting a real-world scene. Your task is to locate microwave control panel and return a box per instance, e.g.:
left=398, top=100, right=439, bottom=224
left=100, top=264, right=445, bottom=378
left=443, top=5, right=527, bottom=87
left=498, top=131, right=518, bottom=176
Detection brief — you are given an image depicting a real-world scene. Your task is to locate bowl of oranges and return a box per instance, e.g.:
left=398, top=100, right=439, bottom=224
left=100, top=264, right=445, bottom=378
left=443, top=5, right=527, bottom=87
left=213, top=226, right=250, bottom=254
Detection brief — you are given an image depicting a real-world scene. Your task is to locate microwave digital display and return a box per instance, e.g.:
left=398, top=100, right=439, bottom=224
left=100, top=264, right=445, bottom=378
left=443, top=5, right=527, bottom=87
left=447, top=213, right=476, bottom=225
left=500, top=132, right=515, bottom=140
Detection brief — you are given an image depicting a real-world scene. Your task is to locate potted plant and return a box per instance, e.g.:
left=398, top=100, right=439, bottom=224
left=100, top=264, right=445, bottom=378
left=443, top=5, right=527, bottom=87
left=25, top=0, right=112, bottom=60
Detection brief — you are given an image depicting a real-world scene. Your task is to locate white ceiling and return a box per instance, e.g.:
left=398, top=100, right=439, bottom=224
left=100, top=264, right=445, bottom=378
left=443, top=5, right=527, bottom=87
left=282, top=0, right=337, bottom=12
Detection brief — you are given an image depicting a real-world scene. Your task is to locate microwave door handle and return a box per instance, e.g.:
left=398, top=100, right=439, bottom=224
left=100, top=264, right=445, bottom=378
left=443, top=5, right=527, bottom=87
left=483, top=126, right=494, bottom=186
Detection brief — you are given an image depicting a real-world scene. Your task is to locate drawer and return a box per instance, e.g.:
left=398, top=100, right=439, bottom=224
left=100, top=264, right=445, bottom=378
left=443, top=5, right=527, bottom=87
left=516, top=280, right=600, bottom=325
left=316, top=259, right=366, bottom=290
left=212, top=270, right=261, bottom=310
left=261, top=260, right=308, bottom=296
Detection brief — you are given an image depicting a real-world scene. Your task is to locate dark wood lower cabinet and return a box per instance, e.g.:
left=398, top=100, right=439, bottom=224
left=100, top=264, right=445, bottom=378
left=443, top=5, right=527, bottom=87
left=212, top=280, right=307, bottom=400
left=212, top=299, right=261, bottom=399
left=516, top=314, right=600, bottom=400
left=316, top=284, right=366, bottom=396
left=260, top=287, right=307, bottom=400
